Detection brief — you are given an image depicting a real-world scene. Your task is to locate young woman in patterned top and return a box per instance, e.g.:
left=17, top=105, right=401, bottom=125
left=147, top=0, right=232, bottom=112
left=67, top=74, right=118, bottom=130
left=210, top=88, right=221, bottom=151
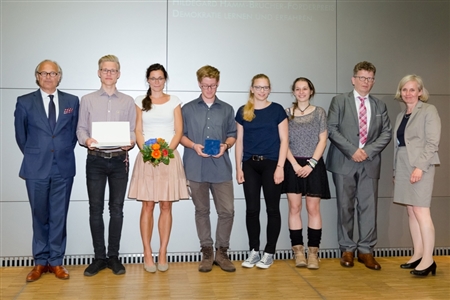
left=282, top=77, right=330, bottom=269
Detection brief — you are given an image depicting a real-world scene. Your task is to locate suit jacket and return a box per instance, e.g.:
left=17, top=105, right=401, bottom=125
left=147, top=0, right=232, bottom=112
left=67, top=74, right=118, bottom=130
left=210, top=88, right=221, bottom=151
left=326, top=91, right=392, bottom=178
left=393, top=101, right=440, bottom=174
left=14, top=89, right=79, bottom=179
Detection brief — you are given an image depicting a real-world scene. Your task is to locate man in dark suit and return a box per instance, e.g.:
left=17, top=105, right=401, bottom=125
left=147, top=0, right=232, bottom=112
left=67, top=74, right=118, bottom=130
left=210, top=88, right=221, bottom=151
left=326, top=61, right=391, bottom=270
left=14, top=60, right=79, bottom=282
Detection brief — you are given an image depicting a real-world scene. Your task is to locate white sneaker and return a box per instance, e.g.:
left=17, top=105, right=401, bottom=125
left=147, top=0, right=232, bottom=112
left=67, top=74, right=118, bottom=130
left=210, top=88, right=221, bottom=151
left=256, top=252, right=274, bottom=269
left=241, top=249, right=260, bottom=268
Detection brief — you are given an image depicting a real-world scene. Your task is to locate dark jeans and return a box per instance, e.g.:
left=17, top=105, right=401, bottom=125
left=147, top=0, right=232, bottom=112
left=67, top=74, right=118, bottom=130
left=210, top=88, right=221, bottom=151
left=86, top=154, right=128, bottom=259
left=242, top=159, right=282, bottom=254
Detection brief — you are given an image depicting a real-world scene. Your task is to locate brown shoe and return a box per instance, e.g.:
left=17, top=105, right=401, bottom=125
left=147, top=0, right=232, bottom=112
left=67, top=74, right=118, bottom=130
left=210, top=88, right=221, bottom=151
left=292, top=245, right=306, bottom=267
left=357, top=253, right=381, bottom=270
left=214, top=247, right=236, bottom=272
left=26, top=265, right=48, bottom=282
left=198, top=246, right=214, bottom=272
left=340, top=251, right=354, bottom=267
left=48, top=265, right=70, bottom=279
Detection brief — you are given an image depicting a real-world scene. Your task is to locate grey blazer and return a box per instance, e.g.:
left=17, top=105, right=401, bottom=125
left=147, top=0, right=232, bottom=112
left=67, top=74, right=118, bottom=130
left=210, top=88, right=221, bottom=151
left=326, top=91, right=392, bottom=178
left=393, top=101, right=440, bottom=174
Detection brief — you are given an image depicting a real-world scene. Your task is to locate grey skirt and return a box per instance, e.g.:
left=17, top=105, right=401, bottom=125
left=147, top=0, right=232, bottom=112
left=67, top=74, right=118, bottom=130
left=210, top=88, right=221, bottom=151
left=393, top=147, right=435, bottom=207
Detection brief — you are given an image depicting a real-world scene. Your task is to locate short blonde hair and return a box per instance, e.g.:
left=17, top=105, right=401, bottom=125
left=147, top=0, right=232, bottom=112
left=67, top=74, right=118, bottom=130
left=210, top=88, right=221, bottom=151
left=196, top=65, right=220, bottom=82
left=394, top=74, right=429, bottom=102
left=98, top=54, right=120, bottom=70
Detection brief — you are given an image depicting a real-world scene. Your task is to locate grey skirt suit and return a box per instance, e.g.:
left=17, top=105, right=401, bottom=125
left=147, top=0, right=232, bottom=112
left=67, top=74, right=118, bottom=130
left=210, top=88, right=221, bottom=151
left=393, top=101, right=441, bottom=207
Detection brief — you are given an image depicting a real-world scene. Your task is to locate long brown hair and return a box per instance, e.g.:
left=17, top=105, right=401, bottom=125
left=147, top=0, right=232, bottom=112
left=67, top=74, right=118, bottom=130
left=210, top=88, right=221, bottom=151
left=142, top=63, right=168, bottom=111
left=290, top=77, right=315, bottom=119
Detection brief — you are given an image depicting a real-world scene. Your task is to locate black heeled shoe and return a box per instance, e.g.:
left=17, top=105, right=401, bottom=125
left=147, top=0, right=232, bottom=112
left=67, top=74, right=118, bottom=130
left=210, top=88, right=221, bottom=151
left=400, top=258, right=422, bottom=269
left=410, top=261, right=436, bottom=276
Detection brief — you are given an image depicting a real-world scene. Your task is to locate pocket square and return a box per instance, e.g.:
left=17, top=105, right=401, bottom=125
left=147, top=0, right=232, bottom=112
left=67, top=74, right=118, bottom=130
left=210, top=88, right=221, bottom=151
left=64, top=108, right=74, bottom=114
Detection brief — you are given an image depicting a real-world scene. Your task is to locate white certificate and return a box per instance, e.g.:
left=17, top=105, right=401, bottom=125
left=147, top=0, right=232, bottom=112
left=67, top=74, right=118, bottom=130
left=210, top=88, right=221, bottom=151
left=91, top=121, right=131, bottom=148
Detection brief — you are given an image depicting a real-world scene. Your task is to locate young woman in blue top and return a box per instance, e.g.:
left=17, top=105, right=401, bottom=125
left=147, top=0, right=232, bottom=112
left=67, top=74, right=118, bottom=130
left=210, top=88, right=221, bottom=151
left=235, top=74, right=288, bottom=269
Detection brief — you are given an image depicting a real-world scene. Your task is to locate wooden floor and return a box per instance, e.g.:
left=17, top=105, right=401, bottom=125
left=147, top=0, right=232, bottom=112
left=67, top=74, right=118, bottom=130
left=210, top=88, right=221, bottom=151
left=1, top=256, right=449, bottom=300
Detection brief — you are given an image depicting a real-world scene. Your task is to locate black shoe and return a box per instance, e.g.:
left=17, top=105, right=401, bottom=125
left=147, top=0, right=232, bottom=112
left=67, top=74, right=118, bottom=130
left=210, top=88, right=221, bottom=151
left=410, top=261, right=436, bottom=276
left=84, top=259, right=107, bottom=276
left=400, top=258, right=422, bottom=269
left=108, top=256, right=126, bottom=275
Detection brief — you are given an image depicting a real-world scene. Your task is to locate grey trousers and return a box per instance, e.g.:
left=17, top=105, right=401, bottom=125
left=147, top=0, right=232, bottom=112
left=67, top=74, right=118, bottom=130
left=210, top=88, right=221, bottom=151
left=332, top=166, right=378, bottom=254
left=189, top=180, right=234, bottom=249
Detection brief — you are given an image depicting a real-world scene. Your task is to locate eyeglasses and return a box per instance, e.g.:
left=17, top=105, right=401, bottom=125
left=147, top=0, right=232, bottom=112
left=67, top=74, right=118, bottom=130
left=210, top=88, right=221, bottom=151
left=200, top=84, right=218, bottom=90
left=253, top=86, right=270, bottom=91
left=353, top=76, right=375, bottom=82
left=100, top=69, right=118, bottom=75
left=149, top=77, right=165, bottom=82
left=37, top=71, right=59, bottom=77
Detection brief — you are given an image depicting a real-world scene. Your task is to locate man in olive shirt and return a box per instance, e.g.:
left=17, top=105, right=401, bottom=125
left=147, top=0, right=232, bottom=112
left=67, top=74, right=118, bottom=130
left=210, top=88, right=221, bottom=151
left=181, top=65, right=237, bottom=272
left=77, top=54, right=136, bottom=276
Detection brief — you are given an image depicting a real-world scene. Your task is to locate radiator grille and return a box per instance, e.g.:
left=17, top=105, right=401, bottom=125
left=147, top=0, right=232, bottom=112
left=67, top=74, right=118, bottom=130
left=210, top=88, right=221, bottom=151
left=2, top=247, right=449, bottom=267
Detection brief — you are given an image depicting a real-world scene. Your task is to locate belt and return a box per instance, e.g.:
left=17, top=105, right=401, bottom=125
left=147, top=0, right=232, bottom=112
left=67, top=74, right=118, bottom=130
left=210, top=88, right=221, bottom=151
left=251, top=155, right=266, bottom=161
left=88, top=150, right=127, bottom=159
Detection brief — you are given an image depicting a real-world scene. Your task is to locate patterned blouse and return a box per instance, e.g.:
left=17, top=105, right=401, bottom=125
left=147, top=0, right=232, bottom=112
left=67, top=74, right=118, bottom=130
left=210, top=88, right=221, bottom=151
left=287, top=106, right=327, bottom=157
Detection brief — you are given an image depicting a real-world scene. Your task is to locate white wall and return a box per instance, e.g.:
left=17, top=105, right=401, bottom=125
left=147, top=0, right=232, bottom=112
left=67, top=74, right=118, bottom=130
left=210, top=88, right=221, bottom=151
left=1, top=0, right=449, bottom=257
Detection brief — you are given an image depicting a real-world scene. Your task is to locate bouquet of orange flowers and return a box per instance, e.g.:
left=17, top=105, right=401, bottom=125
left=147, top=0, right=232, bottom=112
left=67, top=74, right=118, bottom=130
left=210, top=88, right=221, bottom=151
left=141, top=138, right=174, bottom=166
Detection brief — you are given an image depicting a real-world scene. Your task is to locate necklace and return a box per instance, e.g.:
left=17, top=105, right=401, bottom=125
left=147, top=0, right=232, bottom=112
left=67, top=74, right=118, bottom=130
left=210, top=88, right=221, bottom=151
left=298, top=103, right=310, bottom=115
left=404, top=113, right=411, bottom=119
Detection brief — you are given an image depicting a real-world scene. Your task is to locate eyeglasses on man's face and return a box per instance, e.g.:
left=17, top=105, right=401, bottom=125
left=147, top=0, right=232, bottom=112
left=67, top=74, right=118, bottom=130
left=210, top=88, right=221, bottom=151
left=37, top=71, right=60, bottom=78
left=353, top=76, right=375, bottom=83
left=200, top=84, right=218, bottom=90
left=253, top=86, right=270, bottom=91
left=100, top=69, right=118, bottom=75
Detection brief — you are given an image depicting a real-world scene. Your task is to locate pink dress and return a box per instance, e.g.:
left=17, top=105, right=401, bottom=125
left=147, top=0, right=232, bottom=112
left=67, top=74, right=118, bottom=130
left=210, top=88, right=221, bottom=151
left=128, top=95, right=189, bottom=202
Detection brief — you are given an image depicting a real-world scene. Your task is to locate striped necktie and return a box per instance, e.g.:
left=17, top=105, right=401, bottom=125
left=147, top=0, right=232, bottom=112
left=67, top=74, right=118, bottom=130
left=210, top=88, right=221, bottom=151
left=358, top=96, right=367, bottom=144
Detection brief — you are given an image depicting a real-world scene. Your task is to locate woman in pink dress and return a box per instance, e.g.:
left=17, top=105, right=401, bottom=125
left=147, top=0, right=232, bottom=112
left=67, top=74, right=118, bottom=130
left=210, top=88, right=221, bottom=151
left=128, top=63, right=189, bottom=273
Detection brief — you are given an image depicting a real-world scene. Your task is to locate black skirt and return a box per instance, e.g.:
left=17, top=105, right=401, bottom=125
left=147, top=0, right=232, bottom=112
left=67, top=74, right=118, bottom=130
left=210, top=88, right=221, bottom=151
left=281, top=157, right=331, bottom=199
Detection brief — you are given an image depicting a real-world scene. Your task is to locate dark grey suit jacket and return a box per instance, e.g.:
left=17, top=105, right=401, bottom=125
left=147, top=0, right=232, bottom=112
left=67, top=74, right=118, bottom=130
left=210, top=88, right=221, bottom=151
left=326, top=91, right=392, bottom=179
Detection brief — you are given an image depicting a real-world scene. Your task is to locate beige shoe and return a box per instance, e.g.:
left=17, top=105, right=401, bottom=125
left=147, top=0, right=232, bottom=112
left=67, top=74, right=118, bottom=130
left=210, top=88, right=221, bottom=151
left=307, top=247, right=320, bottom=269
left=292, top=245, right=307, bottom=267
left=214, top=247, right=236, bottom=272
left=198, top=246, right=214, bottom=272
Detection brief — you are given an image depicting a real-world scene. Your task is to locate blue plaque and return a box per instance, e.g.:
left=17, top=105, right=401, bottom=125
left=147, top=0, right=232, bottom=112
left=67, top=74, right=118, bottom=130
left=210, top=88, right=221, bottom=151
left=204, top=139, right=221, bottom=155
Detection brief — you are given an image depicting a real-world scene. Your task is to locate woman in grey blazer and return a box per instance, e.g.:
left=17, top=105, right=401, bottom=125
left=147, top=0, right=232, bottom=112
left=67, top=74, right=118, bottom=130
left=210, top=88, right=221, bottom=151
left=393, top=75, right=441, bottom=277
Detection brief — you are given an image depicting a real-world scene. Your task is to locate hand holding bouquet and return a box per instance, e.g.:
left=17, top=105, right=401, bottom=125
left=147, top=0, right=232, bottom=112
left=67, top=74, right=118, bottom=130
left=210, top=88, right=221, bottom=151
left=141, top=138, right=174, bottom=166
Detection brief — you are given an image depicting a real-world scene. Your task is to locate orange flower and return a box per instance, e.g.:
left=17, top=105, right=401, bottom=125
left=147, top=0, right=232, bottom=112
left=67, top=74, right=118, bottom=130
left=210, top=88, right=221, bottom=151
left=152, top=149, right=161, bottom=159
left=157, top=138, right=165, bottom=143
left=151, top=143, right=161, bottom=150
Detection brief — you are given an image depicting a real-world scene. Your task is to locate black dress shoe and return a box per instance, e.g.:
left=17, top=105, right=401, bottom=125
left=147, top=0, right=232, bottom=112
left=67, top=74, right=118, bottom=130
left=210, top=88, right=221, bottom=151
left=400, top=258, right=422, bottom=269
left=410, top=261, right=436, bottom=276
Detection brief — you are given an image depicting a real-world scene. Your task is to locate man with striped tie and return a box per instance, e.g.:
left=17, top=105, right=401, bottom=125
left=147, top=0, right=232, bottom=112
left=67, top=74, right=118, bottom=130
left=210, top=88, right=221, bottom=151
left=326, top=61, right=392, bottom=271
